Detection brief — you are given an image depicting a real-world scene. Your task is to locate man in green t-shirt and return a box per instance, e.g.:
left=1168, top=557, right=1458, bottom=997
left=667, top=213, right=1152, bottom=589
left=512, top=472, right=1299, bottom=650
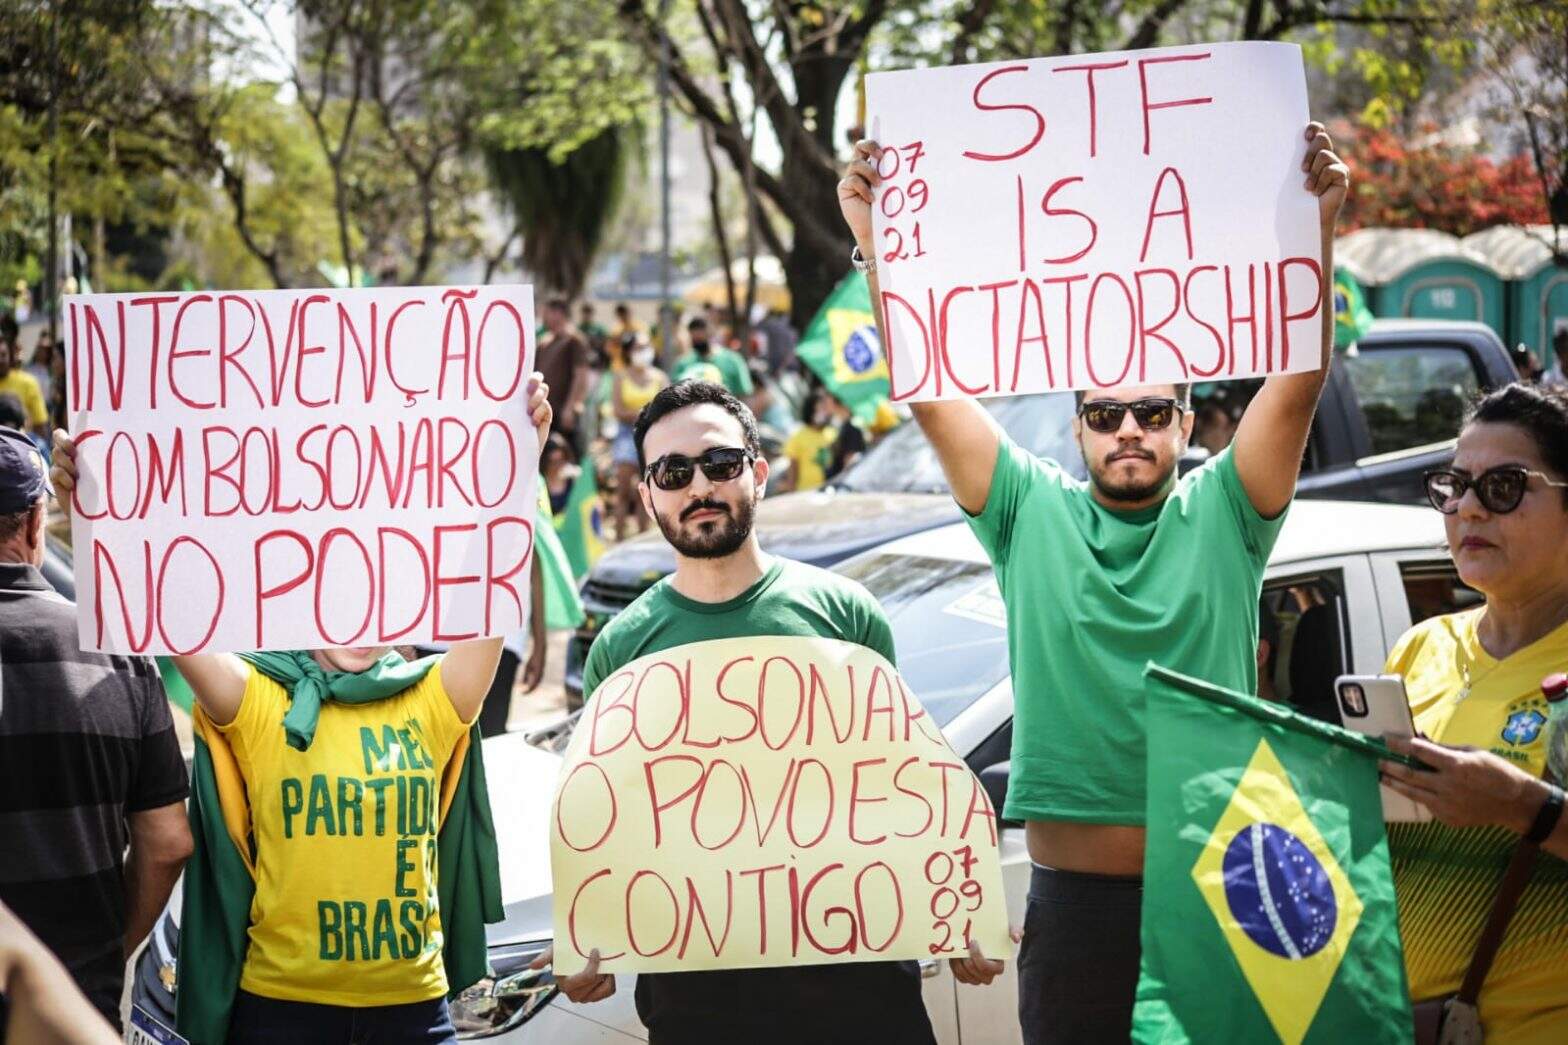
left=837, top=124, right=1351, bottom=1042
left=535, top=380, right=1001, bottom=1043
left=671, top=317, right=754, bottom=400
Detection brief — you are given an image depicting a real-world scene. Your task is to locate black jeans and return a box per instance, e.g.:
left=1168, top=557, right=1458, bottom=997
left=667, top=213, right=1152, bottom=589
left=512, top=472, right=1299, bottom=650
left=226, top=990, right=456, bottom=1045
left=1017, top=865, right=1144, bottom=1045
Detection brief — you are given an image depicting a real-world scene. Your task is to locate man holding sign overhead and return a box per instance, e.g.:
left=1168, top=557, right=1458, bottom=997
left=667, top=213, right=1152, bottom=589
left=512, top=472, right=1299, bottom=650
left=839, top=42, right=1348, bottom=1043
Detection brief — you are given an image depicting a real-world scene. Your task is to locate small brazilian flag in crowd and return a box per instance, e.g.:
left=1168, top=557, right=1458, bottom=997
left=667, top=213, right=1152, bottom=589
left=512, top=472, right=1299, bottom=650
left=796, top=271, right=889, bottom=424
left=1133, top=664, right=1413, bottom=1045
left=1333, top=267, right=1375, bottom=349
left=536, top=486, right=586, bottom=631
left=554, top=461, right=605, bottom=583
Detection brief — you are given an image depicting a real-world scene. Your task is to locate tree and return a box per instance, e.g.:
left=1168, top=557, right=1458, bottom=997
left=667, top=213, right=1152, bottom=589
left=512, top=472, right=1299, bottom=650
left=619, top=0, right=1444, bottom=328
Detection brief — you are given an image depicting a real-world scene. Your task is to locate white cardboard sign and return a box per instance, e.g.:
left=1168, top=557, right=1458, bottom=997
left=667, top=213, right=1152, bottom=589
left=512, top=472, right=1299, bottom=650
left=64, top=285, right=539, bottom=655
left=863, top=41, right=1325, bottom=400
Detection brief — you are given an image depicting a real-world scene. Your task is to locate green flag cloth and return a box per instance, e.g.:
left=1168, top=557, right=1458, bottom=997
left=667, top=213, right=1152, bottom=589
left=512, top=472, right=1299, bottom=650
left=156, top=656, right=195, bottom=714
left=1133, top=663, right=1414, bottom=1045
left=237, top=649, right=436, bottom=751
left=554, top=462, right=604, bottom=582
left=796, top=270, right=889, bottom=424
left=1333, top=267, right=1375, bottom=349
left=537, top=486, right=585, bottom=630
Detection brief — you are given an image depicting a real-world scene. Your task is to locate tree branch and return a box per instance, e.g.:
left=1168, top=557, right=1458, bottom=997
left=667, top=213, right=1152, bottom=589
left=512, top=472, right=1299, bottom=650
left=1124, top=0, right=1190, bottom=50
left=951, top=0, right=998, bottom=64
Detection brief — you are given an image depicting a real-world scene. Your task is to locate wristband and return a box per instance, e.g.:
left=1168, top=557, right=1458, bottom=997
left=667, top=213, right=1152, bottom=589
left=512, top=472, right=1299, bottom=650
left=850, top=244, right=875, bottom=273
left=1525, top=783, right=1564, bottom=844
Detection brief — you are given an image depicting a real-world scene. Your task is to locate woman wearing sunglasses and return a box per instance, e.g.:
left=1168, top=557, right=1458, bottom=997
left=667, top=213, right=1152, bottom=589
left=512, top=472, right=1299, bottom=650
left=1377, top=383, right=1568, bottom=1042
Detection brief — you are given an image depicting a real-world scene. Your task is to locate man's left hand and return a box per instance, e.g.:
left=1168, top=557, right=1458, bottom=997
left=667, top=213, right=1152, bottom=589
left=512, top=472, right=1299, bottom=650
left=1302, top=121, right=1349, bottom=230
left=527, top=373, right=552, bottom=447
left=1381, top=734, right=1550, bottom=833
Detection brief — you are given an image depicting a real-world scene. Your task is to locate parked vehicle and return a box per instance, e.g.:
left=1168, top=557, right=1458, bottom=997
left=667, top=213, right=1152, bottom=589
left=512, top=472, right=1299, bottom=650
left=132, top=499, right=1463, bottom=1043
left=567, top=318, right=1513, bottom=701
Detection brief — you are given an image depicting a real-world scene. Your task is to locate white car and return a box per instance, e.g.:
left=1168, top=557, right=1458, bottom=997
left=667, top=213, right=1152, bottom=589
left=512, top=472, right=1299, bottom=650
left=135, top=500, right=1464, bottom=1042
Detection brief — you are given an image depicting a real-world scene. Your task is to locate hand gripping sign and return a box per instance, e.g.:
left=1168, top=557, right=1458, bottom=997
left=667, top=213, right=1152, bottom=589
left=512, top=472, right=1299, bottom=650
left=549, top=636, right=1011, bottom=975
left=863, top=41, right=1324, bottom=401
left=63, top=285, right=539, bottom=655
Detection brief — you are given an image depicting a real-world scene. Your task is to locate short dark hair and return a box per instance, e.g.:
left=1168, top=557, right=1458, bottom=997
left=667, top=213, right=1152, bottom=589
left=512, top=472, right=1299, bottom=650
left=544, top=296, right=569, bottom=313
left=687, top=316, right=708, bottom=333
left=634, top=380, right=761, bottom=471
left=0, top=392, right=25, bottom=431
left=0, top=501, right=39, bottom=544
left=1468, top=382, right=1568, bottom=505
left=1074, top=383, right=1191, bottom=409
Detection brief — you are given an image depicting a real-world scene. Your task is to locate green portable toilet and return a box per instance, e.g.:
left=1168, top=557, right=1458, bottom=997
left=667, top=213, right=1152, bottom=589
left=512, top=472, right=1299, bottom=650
left=1332, top=228, right=1506, bottom=336
left=1462, top=224, right=1568, bottom=368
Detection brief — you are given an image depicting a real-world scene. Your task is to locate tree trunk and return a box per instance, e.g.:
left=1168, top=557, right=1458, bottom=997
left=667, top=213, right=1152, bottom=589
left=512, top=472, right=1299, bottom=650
left=782, top=52, right=854, bottom=329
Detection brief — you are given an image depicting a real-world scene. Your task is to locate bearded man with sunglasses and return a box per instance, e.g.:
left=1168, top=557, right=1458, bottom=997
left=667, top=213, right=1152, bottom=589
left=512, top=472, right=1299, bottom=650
left=537, top=380, right=978, bottom=1044
left=837, top=123, right=1349, bottom=1043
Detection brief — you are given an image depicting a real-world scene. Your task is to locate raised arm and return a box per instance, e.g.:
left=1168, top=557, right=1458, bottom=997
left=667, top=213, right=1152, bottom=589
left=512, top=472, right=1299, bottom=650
left=838, top=140, right=1002, bottom=516
left=1231, top=122, right=1349, bottom=519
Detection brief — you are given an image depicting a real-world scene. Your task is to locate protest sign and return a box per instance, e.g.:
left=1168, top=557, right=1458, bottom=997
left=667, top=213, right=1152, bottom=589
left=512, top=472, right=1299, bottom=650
left=863, top=41, right=1325, bottom=401
left=64, top=285, right=539, bottom=655
left=549, top=636, right=1011, bottom=975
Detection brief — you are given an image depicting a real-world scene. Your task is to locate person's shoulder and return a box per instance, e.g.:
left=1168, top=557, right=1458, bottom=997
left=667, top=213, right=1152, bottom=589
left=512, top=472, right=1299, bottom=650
left=589, top=581, right=673, bottom=667
left=1388, top=607, right=1477, bottom=670
left=775, top=559, right=883, bottom=615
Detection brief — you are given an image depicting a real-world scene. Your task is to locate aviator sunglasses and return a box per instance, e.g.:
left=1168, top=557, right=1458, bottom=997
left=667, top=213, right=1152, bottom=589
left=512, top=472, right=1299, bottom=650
left=644, top=446, right=757, bottom=491
left=1422, top=465, right=1568, bottom=515
left=1078, top=397, right=1183, bottom=433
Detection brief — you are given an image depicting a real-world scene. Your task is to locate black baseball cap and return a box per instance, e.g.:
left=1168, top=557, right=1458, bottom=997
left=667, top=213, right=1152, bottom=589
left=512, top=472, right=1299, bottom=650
left=0, top=428, right=51, bottom=513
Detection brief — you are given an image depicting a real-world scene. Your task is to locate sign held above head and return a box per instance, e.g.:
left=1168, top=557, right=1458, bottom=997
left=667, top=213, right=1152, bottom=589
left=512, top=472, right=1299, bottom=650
left=863, top=41, right=1325, bottom=401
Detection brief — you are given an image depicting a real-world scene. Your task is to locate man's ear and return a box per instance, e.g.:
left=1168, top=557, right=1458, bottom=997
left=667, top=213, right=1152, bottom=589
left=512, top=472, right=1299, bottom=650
left=1179, top=408, right=1196, bottom=448
left=753, top=453, right=770, bottom=496
left=27, top=501, right=45, bottom=549
left=637, top=479, right=655, bottom=520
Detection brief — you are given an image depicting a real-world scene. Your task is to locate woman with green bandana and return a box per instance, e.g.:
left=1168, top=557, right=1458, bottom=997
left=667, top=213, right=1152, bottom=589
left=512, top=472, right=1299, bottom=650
left=49, top=376, right=554, bottom=1044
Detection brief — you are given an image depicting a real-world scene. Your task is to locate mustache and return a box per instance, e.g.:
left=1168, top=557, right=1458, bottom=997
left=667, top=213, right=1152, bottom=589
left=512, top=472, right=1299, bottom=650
left=1105, top=447, right=1155, bottom=464
left=681, top=499, right=731, bottom=521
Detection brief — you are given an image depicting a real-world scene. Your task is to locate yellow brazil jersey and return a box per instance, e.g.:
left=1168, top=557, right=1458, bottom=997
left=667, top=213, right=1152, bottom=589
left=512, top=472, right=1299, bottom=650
left=0, top=368, right=47, bottom=427
left=215, top=663, right=474, bottom=1006
left=1385, top=608, right=1568, bottom=1042
left=783, top=424, right=837, bottom=492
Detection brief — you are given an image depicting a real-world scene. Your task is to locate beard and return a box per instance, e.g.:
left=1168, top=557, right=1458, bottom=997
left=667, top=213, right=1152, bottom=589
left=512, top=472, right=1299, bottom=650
left=656, top=495, right=756, bottom=559
left=1089, top=448, right=1176, bottom=504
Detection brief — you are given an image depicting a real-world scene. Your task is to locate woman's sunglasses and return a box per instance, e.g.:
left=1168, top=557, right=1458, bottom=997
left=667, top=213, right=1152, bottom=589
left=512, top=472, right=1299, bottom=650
left=1422, top=465, right=1568, bottom=515
left=1078, top=397, right=1183, bottom=434
left=644, top=446, right=756, bottom=491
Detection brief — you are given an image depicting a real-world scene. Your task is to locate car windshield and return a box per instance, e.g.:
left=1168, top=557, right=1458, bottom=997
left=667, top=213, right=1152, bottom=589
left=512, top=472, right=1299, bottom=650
left=834, top=393, right=1084, bottom=493
left=834, top=552, right=1008, bottom=727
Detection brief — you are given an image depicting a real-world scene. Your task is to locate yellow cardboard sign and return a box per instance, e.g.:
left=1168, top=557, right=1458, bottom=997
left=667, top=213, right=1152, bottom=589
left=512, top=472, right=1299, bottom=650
left=549, top=636, right=1011, bottom=975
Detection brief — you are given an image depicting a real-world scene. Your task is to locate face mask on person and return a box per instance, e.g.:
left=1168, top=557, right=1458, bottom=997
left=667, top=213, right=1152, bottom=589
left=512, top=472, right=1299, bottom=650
left=691, top=336, right=711, bottom=355
left=631, top=346, right=655, bottom=368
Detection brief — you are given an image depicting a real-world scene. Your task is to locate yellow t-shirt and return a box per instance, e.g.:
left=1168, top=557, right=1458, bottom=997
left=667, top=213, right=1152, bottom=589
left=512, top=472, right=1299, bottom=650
left=216, top=663, right=474, bottom=1006
left=0, top=369, right=47, bottom=427
left=783, top=424, right=837, bottom=492
left=1385, top=608, right=1568, bottom=1042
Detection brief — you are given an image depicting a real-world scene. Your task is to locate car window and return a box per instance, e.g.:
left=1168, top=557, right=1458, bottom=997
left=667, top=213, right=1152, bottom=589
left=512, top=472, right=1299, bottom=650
left=1260, top=573, right=1349, bottom=724
left=833, top=553, right=1009, bottom=727
left=834, top=393, right=1084, bottom=493
left=1340, top=345, right=1480, bottom=456
left=1399, top=560, right=1482, bottom=625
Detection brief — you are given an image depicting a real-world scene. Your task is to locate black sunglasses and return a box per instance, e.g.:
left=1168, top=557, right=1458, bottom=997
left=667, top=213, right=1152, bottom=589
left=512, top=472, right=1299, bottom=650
left=644, top=446, right=756, bottom=491
left=1423, top=465, right=1568, bottom=515
left=1078, top=397, right=1183, bottom=433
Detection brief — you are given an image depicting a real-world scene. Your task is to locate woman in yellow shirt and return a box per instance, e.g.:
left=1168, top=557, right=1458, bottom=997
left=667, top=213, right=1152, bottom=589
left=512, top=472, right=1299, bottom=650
left=50, top=378, right=553, bottom=1044
left=609, top=339, right=667, bottom=541
left=1379, top=383, right=1568, bottom=1042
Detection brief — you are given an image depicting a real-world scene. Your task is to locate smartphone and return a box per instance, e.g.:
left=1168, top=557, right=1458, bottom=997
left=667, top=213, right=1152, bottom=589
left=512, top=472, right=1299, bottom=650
left=1334, top=674, right=1433, bottom=823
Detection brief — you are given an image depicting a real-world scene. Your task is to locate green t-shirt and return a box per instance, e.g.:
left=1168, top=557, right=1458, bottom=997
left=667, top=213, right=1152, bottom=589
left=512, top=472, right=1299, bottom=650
left=968, top=440, right=1286, bottom=825
left=581, top=558, right=894, bottom=699
left=671, top=347, right=754, bottom=398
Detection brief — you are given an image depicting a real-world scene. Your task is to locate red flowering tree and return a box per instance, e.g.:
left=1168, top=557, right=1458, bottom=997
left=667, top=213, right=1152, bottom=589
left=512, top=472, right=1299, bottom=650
left=1337, top=123, right=1549, bottom=235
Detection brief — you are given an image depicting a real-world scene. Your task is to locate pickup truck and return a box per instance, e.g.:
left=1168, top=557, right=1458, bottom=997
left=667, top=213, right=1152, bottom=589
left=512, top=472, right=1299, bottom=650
left=566, top=318, right=1516, bottom=702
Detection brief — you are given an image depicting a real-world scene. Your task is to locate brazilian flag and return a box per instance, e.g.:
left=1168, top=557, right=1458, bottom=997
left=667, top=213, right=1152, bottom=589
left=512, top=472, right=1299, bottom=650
left=1333, top=267, right=1375, bottom=350
left=796, top=271, right=889, bottom=424
left=554, top=461, right=605, bottom=583
left=1134, top=664, right=1414, bottom=1045
left=536, top=486, right=585, bottom=630
left=157, top=656, right=195, bottom=713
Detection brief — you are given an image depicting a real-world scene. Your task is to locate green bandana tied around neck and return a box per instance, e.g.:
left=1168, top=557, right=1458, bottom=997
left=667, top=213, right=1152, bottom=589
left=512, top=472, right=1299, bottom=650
left=237, top=649, right=437, bottom=750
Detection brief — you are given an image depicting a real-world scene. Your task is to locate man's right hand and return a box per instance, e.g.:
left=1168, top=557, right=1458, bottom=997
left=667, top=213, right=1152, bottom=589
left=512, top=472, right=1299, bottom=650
left=837, top=139, right=881, bottom=253
left=530, top=946, right=616, bottom=1004
left=49, top=428, right=78, bottom=523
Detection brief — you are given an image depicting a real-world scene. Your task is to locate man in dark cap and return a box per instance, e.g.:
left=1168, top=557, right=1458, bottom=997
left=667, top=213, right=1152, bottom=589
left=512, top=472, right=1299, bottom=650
left=0, top=426, right=193, bottom=1029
